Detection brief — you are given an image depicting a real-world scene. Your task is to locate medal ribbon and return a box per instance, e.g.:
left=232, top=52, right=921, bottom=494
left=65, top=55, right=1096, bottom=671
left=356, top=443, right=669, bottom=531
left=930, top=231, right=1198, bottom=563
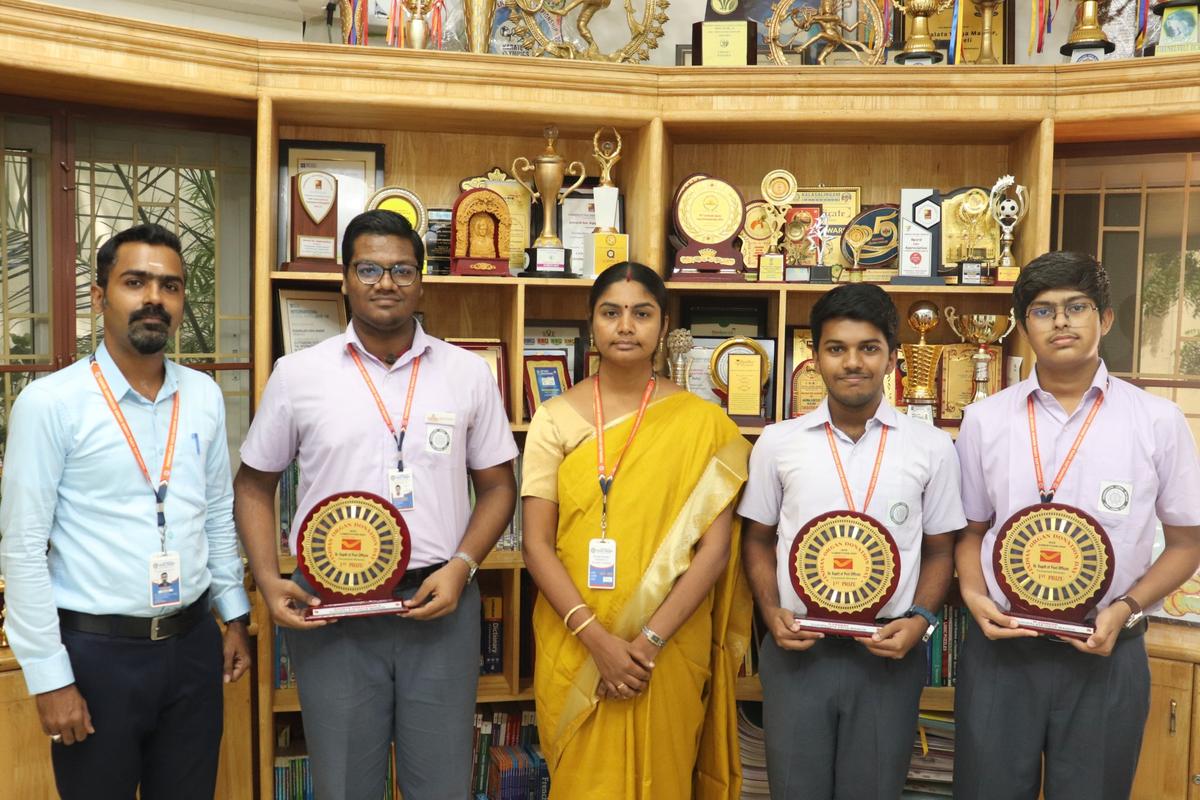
left=90, top=355, right=180, bottom=553
left=1027, top=392, right=1103, bottom=503
left=593, top=374, right=656, bottom=540
left=824, top=422, right=888, bottom=514
left=349, top=344, right=421, bottom=471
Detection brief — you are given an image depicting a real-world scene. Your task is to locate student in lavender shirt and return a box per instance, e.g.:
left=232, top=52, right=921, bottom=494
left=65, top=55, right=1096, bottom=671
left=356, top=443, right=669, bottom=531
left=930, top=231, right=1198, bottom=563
left=234, top=210, right=518, bottom=800
left=953, top=251, right=1200, bottom=800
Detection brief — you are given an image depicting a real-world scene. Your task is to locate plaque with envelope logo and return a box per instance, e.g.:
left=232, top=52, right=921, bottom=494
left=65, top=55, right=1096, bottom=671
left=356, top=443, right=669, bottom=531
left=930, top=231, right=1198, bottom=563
left=993, top=503, right=1115, bottom=639
left=297, top=492, right=412, bottom=619
left=788, top=510, right=901, bottom=637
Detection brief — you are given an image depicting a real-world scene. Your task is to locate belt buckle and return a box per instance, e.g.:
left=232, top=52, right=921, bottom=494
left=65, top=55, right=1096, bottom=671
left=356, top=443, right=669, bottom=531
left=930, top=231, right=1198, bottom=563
left=150, top=616, right=169, bottom=641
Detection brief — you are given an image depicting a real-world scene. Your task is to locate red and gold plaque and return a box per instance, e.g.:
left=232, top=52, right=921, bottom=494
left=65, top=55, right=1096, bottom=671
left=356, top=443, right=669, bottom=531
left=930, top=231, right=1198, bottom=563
left=788, top=510, right=901, bottom=637
left=993, top=503, right=1114, bottom=639
left=672, top=176, right=746, bottom=281
left=297, top=492, right=412, bottom=619
left=283, top=170, right=339, bottom=272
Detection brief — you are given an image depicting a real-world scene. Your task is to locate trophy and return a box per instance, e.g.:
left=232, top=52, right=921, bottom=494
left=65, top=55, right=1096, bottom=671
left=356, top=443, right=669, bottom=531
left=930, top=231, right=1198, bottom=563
left=893, top=0, right=955, bottom=63
left=944, top=187, right=998, bottom=285
left=765, top=0, right=887, bottom=65
left=994, top=503, right=1115, bottom=638
left=513, top=125, right=586, bottom=278
left=1060, top=0, right=1115, bottom=59
left=789, top=510, right=902, bottom=637
left=901, top=301, right=943, bottom=424
left=758, top=169, right=795, bottom=282
left=693, top=0, right=758, bottom=65
left=841, top=224, right=873, bottom=283
left=297, top=492, right=412, bottom=619
left=450, top=188, right=512, bottom=277
left=464, top=0, right=497, bottom=53
left=399, top=0, right=432, bottom=49
left=971, top=0, right=1004, bottom=63
left=894, top=189, right=944, bottom=285
left=284, top=170, right=339, bottom=272
left=944, top=307, right=1016, bottom=404
left=840, top=206, right=900, bottom=282
left=667, top=329, right=694, bottom=388
left=505, top=0, right=669, bottom=63
left=582, top=127, right=629, bottom=277
left=990, top=175, right=1028, bottom=284
left=709, top=337, right=770, bottom=419
left=672, top=175, right=747, bottom=281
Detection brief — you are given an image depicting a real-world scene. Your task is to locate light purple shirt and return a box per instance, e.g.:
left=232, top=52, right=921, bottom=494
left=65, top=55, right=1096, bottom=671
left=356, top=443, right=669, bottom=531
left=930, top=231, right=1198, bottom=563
left=240, top=322, right=518, bottom=567
left=956, top=360, right=1200, bottom=611
left=739, top=399, right=967, bottom=619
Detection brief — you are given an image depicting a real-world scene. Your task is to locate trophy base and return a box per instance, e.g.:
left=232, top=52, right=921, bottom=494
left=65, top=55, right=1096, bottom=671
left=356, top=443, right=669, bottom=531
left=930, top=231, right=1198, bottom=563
left=451, top=257, right=511, bottom=277
left=280, top=258, right=341, bottom=273
left=808, top=266, right=834, bottom=284
left=891, top=274, right=947, bottom=285
left=305, top=597, right=409, bottom=620
left=784, top=265, right=811, bottom=283
left=996, top=266, right=1021, bottom=285
left=1061, top=39, right=1116, bottom=56
left=584, top=232, right=628, bottom=278
left=1010, top=615, right=1094, bottom=640
left=959, top=260, right=997, bottom=286
left=670, top=269, right=744, bottom=282
left=794, top=615, right=881, bottom=638
left=895, top=50, right=943, bottom=65
left=907, top=402, right=937, bottom=425
left=518, top=247, right=576, bottom=278
left=1154, top=0, right=1199, bottom=12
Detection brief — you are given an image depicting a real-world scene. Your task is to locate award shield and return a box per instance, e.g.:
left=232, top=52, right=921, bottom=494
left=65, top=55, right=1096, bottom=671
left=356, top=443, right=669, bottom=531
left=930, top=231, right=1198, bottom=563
left=296, top=492, right=412, bottom=619
left=993, top=503, right=1115, bottom=639
left=788, top=510, right=902, bottom=637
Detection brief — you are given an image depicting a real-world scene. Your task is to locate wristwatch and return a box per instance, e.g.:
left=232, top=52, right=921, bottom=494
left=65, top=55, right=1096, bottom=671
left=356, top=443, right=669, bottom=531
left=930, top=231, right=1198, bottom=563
left=452, top=551, right=479, bottom=584
left=904, top=605, right=940, bottom=643
left=1115, top=594, right=1145, bottom=629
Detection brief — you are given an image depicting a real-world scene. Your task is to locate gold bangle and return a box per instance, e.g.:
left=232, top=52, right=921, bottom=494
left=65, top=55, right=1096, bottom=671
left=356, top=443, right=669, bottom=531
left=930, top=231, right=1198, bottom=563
left=570, top=613, right=598, bottom=637
left=563, top=603, right=589, bottom=627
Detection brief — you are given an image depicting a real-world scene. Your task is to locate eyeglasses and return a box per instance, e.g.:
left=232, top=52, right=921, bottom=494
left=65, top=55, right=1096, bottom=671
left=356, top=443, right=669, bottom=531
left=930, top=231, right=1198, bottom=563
left=353, top=261, right=420, bottom=287
left=1024, top=301, right=1098, bottom=326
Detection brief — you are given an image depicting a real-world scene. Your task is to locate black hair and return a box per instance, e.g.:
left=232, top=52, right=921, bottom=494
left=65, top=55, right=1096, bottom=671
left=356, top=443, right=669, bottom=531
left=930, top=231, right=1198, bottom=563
left=809, top=283, right=900, bottom=352
left=95, top=223, right=183, bottom=287
left=341, top=209, right=425, bottom=271
left=587, top=262, right=668, bottom=317
left=1012, top=251, right=1111, bottom=325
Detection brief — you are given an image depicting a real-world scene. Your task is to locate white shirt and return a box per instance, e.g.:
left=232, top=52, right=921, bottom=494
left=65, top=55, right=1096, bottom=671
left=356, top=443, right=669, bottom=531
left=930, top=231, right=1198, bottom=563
left=738, top=399, right=967, bottom=619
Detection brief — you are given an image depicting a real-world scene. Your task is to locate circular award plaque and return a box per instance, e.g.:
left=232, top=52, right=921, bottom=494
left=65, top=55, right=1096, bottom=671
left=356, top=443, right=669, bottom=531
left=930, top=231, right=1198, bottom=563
left=709, top=336, right=771, bottom=394
left=675, top=178, right=745, bottom=246
left=297, top=492, right=411, bottom=607
left=994, top=503, right=1113, bottom=628
left=788, top=510, right=901, bottom=633
left=839, top=205, right=900, bottom=268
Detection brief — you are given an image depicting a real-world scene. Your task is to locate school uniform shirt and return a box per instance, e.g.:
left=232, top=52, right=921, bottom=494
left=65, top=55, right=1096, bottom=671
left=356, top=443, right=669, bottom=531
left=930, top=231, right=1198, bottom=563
left=956, top=360, right=1200, bottom=612
left=739, top=398, right=967, bottom=618
left=241, top=321, right=518, bottom=568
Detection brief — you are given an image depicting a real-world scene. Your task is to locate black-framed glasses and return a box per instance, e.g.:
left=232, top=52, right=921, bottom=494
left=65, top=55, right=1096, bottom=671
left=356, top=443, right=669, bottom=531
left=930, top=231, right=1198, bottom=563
left=1025, top=301, right=1098, bottom=326
left=353, top=261, right=420, bottom=287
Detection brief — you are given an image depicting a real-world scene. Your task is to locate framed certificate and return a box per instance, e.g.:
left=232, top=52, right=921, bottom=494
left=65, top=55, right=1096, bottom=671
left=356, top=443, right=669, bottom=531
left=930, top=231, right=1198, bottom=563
left=524, top=353, right=572, bottom=417
left=277, top=289, right=347, bottom=354
left=447, top=338, right=509, bottom=417
left=279, top=141, right=385, bottom=266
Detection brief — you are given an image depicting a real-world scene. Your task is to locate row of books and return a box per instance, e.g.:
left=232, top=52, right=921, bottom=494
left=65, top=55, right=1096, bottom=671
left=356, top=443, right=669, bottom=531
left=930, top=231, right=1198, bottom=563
left=737, top=703, right=770, bottom=798
left=925, top=605, right=972, bottom=688
left=471, top=709, right=542, bottom=796
left=476, top=745, right=549, bottom=800
left=904, top=713, right=956, bottom=798
left=273, top=723, right=396, bottom=800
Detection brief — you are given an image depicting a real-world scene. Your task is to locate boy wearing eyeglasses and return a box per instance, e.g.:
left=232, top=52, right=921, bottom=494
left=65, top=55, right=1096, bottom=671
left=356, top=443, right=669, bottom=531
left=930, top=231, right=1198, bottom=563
left=233, top=210, right=518, bottom=800
left=953, top=251, right=1200, bottom=799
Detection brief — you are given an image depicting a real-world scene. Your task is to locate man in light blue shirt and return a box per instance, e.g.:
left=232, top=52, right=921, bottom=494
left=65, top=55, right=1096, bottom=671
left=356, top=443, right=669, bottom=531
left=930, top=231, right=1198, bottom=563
left=0, top=222, right=251, bottom=800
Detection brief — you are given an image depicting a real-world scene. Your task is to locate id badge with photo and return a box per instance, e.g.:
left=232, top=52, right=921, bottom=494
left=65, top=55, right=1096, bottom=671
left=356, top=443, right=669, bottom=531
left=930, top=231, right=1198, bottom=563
left=149, top=551, right=183, bottom=608
left=389, top=468, right=415, bottom=511
left=588, top=538, right=617, bottom=590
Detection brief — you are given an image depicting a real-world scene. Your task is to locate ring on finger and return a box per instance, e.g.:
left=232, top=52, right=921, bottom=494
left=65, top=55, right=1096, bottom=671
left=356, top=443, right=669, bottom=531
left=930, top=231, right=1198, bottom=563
left=49, top=734, right=62, bottom=743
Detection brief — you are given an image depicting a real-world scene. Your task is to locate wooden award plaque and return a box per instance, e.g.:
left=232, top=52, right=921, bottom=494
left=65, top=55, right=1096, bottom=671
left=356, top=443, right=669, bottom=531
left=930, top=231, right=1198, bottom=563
left=450, top=188, right=512, bottom=277
left=672, top=177, right=746, bottom=281
left=284, top=171, right=340, bottom=272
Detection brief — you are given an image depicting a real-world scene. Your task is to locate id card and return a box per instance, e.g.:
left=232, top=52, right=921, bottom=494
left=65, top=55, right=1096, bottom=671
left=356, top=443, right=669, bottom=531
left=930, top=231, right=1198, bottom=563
left=425, top=412, right=456, bottom=456
left=587, top=538, right=617, bottom=590
left=388, top=468, right=415, bottom=511
left=149, top=551, right=182, bottom=608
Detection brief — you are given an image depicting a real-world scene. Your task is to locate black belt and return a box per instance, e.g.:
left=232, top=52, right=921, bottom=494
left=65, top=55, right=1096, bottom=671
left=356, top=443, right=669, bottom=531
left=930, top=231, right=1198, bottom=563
left=395, top=562, right=448, bottom=592
left=58, top=589, right=210, bottom=642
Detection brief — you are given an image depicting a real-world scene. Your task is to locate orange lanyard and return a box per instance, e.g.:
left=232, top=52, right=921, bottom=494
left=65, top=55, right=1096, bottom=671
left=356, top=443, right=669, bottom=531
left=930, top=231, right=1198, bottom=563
left=348, top=344, right=421, bottom=471
left=824, top=422, right=888, bottom=514
left=90, top=354, right=180, bottom=551
left=593, top=374, right=656, bottom=539
left=1027, top=392, right=1103, bottom=503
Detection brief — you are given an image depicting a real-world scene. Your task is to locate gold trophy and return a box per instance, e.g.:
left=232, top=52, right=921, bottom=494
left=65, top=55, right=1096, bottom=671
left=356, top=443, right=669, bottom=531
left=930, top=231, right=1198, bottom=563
left=901, top=301, right=943, bottom=424
left=1060, top=0, right=1115, bottom=59
left=944, top=307, right=1016, bottom=404
left=971, top=0, right=1003, bottom=63
left=667, top=329, right=694, bottom=388
left=894, top=0, right=955, bottom=63
left=464, top=0, right=498, bottom=53
left=841, top=224, right=873, bottom=283
left=990, top=175, right=1028, bottom=284
left=758, top=169, right=795, bottom=282
left=954, top=187, right=996, bottom=285
left=401, top=0, right=431, bottom=49
left=513, top=125, right=586, bottom=278
left=583, top=127, right=628, bottom=276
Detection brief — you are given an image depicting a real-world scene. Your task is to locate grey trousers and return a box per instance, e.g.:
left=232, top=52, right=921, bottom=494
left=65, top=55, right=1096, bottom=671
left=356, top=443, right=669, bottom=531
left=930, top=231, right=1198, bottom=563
left=285, top=579, right=481, bottom=800
left=953, top=623, right=1150, bottom=800
left=758, top=633, right=927, bottom=800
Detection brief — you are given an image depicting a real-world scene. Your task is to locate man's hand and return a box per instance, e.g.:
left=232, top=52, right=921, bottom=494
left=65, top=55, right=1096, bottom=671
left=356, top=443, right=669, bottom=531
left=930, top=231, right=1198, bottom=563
left=861, top=616, right=926, bottom=659
left=961, top=588, right=1039, bottom=641
left=1066, top=601, right=1130, bottom=657
left=261, top=576, right=328, bottom=630
left=222, top=620, right=252, bottom=682
left=767, top=607, right=824, bottom=652
left=402, top=560, right=470, bottom=620
left=37, top=684, right=94, bottom=746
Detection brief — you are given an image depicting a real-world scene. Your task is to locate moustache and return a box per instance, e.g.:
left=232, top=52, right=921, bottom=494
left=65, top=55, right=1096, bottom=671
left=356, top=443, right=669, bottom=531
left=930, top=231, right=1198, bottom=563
left=130, top=307, right=171, bottom=326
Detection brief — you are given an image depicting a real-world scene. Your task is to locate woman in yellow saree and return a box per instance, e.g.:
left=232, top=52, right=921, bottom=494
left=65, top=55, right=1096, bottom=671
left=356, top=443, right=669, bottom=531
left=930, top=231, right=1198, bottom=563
left=521, top=263, right=752, bottom=800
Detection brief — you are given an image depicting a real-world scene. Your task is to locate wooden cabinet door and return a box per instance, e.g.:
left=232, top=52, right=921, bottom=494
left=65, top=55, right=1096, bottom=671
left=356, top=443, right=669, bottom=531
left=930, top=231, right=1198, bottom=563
left=1133, top=657, right=1193, bottom=800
